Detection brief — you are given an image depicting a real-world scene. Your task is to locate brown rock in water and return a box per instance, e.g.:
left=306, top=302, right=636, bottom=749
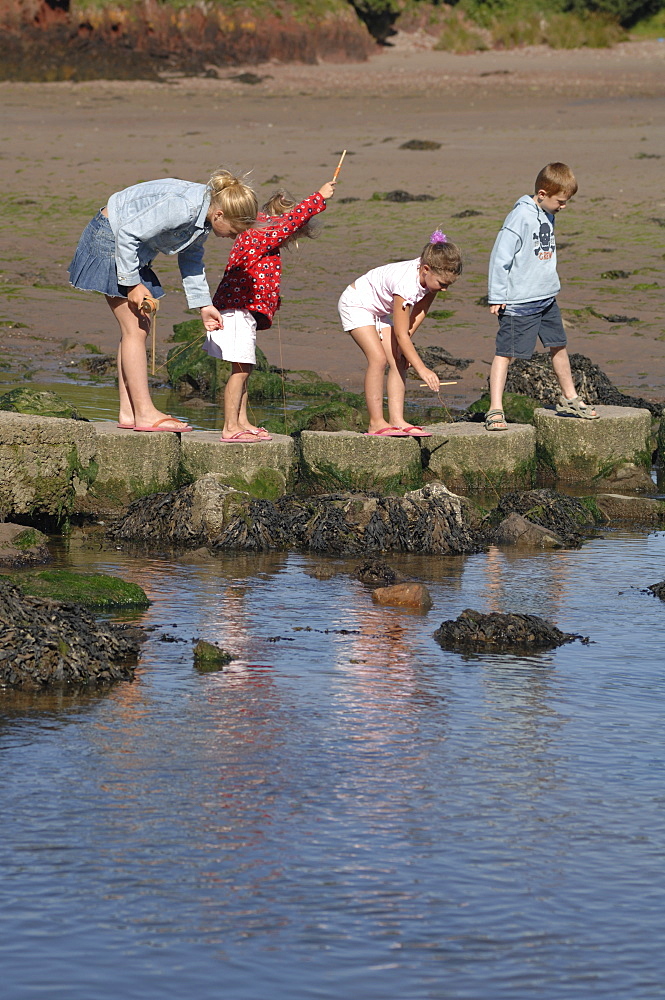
left=494, top=512, right=565, bottom=549
left=372, top=582, right=433, bottom=612
left=0, top=523, right=51, bottom=567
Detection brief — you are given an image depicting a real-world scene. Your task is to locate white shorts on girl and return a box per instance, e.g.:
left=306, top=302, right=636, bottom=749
left=203, top=309, right=257, bottom=364
left=337, top=285, right=391, bottom=337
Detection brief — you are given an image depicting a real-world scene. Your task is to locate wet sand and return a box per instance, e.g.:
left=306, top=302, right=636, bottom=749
left=1, top=38, right=664, bottom=409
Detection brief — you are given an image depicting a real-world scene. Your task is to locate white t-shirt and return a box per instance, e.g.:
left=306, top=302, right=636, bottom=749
left=354, top=258, right=426, bottom=317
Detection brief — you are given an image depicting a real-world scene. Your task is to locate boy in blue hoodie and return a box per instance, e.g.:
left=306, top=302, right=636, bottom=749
left=485, top=162, right=598, bottom=430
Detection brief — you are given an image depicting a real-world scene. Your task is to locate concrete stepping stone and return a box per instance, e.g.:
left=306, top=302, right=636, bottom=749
left=533, top=404, right=653, bottom=485
left=181, top=430, right=297, bottom=499
left=89, top=421, right=181, bottom=510
left=0, top=410, right=96, bottom=519
left=300, top=429, right=422, bottom=493
left=424, top=421, right=536, bottom=492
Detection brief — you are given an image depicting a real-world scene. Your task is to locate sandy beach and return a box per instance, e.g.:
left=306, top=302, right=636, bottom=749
left=1, top=37, right=664, bottom=410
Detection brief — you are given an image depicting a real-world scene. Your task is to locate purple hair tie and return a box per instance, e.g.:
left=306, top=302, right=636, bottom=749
left=430, top=229, right=447, bottom=244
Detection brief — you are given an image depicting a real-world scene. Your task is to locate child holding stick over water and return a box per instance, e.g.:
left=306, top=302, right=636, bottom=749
left=204, top=175, right=336, bottom=443
left=69, top=169, right=258, bottom=432
left=338, top=232, right=463, bottom=436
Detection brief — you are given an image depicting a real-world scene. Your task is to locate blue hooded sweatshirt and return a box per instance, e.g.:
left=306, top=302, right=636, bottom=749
left=488, top=195, right=560, bottom=306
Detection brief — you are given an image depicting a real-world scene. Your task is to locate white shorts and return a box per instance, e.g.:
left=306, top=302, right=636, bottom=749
left=203, top=309, right=257, bottom=364
left=338, top=285, right=391, bottom=337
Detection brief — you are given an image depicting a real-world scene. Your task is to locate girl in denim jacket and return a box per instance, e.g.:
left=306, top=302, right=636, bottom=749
left=69, top=169, right=257, bottom=432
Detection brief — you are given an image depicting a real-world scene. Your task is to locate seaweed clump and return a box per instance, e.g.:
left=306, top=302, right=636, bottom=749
left=504, top=352, right=662, bottom=418
left=109, top=479, right=486, bottom=557
left=0, top=579, right=142, bottom=690
left=434, top=609, right=586, bottom=654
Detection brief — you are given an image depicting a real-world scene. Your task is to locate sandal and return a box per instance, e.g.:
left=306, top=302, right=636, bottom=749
left=398, top=425, right=433, bottom=438
left=484, top=408, right=508, bottom=431
left=555, top=395, right=599, bottom=419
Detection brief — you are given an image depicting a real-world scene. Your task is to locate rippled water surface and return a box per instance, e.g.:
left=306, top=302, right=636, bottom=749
left=1, top=530, right=665, bottom=999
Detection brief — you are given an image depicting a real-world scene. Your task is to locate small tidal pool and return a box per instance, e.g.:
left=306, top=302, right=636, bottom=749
left=1, top=529, right=664, bottom=999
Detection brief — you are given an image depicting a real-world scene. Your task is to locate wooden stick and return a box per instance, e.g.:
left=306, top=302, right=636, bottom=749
left=332, top=149, right=347, bottom=182
left=140, top=296, right=159, bottom=376
left=420, top=380, right=457, bottom=386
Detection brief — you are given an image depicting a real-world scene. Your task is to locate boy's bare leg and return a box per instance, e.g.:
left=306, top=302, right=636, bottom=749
left=551, top=346, right=598, bottom=415
left=489, top=354, right=511, bottom=412
left=349, top=325, right=392, bottom=432
left=223, top=363, right=252, bottom=438
left=550, top=346, right=577, bottom=399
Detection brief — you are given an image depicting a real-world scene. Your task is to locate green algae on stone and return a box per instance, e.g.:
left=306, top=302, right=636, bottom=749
left=5, top=569, right=150, bottom=609
left=193, top=640, right=234, bottom=672
left=0, top=388, right=87, bottom=421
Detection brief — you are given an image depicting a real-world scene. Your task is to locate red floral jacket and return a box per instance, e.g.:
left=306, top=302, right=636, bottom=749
left=212, top=191, right=326, bottom=330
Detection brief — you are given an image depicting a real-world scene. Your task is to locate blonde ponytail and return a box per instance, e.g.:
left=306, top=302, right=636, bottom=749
left=207, top=168, right=258, bottom=234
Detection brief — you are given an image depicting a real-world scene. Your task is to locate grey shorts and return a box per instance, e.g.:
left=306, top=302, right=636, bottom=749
left=495, top=300, right=566, bottom=359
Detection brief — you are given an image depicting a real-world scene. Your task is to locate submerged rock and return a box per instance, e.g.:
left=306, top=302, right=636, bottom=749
left=353, top=559, right=408, bottom=587
left=6, top=570, right=150, bottom=610
left=193, top=640, right=234, bottom=672
left=647, top=580, right=665, bottom=600
left=0, top=579, right=142, bottom=690
left=434, top=609, right=585, bottom=654
left=109, top=477, right=486, bottom=557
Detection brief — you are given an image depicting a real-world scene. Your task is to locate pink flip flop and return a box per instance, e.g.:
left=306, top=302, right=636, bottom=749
left=133, top=417, right=193, bottom=433
left=248, top=428, right=273, bottom=441
left=365, top=426, right=410, bottom=437
left=220, top=431, right=261, bottom=444
left=399, top=425, right=432, bottom=437
left=116, top=423, right=135, bottom=430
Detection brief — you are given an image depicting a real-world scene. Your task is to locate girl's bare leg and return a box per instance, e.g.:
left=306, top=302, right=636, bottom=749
left=236, top=366, right=262, bottom=433
left=348, top=325, right=391, bottom=432
left=381, top=327, right=408, bottom=427
left=223, top=363, right=252, bottom=438
left=107, top=296, right=189, bottom=429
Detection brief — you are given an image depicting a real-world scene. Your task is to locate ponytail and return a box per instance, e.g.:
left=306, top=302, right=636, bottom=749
left=207, top=168, right=258, bottom=234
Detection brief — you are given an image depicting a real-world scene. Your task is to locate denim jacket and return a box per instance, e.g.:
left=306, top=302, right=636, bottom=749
left=107, top=178, right=213, bottom=308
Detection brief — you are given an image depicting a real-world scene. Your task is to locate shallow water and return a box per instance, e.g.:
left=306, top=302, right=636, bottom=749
left=1, top=528, right=665, bottom=999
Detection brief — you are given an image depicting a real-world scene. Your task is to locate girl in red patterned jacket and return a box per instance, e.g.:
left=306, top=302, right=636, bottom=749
left=204, top=177, right=336, bottom=443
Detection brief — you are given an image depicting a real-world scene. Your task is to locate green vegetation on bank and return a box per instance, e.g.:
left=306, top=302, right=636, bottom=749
left=352, top=0, right=665, bottom=45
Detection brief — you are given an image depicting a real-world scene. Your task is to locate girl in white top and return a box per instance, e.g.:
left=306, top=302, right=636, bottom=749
left=338, top=232, right=463, bottom=436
